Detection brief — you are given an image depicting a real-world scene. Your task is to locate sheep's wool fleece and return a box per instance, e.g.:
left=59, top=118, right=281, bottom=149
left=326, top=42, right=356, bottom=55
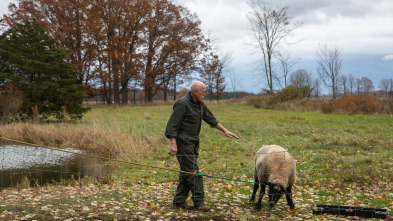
left=254, top=145, right=296, bottom=188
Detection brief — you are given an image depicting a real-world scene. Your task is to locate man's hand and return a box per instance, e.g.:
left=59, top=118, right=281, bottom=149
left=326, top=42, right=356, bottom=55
left=225, top=130, right=239, bottom=139
left=215, top=123, right=240, bottom=139
left=168, top=138, right=177, bottom=156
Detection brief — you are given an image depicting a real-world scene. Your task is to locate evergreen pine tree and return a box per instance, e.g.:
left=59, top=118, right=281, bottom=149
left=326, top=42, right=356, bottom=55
left=0, top=20, right=88, bottom=119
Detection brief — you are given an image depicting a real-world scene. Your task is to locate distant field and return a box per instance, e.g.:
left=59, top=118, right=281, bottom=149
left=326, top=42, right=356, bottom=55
left=1, top=103, right=392, bottom=220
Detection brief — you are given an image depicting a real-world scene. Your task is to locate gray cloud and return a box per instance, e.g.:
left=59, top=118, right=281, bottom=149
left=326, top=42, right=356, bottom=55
left=253, top=0, right=393, bottom=29
left=383, top=55, right=393, bottom=61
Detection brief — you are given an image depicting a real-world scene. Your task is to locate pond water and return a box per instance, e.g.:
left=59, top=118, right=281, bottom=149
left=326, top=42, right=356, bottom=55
left=0, top=145, right=114, bottom=189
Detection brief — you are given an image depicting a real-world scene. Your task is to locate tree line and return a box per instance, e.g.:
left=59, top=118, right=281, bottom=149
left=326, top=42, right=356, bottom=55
left=1, top=0, right=229, bottom=108
left=287, top=69, right=393, bottom=99
left=1, top=0, right=390, bottom=121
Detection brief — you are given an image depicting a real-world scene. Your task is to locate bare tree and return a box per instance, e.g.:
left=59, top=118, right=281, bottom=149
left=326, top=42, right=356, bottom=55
left=379, top=78, right=391, bottom=99
left=200, top=51, right=232, bottom=101
left=227, top=70, right=243, bottom=92
left=356, top=78, right=362, bottom=94
left=361, top=77, right=374, bottom=94
left=289, top=69, right=312, bottom=87
left=315, top=43, right=342, bottom=99
left=339, top=75, right=348, bottom=96
left=348, top=73, right=356, bottom=95
left=247, top=0, right=301, bottom=94
left=277, top=52, right=298, bottom=88
left=356, top=77, right=374, bottom=94
left=312, top=78, right=321, bottom=98
left=388, top=79, right=393, bottom=97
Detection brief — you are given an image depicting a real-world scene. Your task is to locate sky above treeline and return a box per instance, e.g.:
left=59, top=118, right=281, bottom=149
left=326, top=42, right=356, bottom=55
left=1, top=0, right=392, bottom=94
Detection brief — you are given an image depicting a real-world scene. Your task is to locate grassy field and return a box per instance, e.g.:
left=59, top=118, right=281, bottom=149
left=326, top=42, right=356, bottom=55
left=1, top=103, right=393, bottom=220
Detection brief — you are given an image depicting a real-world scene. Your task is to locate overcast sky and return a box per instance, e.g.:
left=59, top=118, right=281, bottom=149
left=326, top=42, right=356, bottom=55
left=1, top=0, right=393, bottom=93
left=183, top=0, right=393, bottom=93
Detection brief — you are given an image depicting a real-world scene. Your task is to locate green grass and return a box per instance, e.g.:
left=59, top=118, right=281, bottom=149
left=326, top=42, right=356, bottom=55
left=85, top=102, right=393, bottom=193
left=1, top=103, right=393, bottom=220
left=89, top=103, right=392, bottom=209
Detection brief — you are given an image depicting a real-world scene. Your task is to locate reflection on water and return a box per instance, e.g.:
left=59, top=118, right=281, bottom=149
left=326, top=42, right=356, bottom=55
left=0, top=145, right=114, bottom=189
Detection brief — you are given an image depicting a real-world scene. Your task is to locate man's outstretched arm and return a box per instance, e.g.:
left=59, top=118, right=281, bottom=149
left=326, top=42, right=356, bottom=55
left=215, top=123, right=239, bottom=139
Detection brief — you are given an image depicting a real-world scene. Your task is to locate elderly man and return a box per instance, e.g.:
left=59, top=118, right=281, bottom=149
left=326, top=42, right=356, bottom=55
left=165, top=81, right=239, bottom=212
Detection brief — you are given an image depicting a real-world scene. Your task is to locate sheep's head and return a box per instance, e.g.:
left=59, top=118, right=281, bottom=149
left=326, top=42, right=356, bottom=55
left=267, top=184, right=285, bottom=207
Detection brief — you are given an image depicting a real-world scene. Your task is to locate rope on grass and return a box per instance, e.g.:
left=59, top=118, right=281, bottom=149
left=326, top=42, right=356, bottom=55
left=199, top=174, right=264, bottom=185
left=0, top=136, right=267, bottom=186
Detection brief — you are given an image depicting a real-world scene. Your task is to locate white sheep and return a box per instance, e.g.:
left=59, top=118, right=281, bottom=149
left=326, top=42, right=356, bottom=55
left=249, top=145, right=296, bottom=210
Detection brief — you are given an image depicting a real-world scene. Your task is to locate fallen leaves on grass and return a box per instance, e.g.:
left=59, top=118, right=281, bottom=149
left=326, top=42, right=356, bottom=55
left=0, top=178, right=392, bottom=220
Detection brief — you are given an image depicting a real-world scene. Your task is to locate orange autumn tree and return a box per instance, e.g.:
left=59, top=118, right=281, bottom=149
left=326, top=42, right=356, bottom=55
left=160, top=5, right=208, bottom=101
left=142, top=0, right=206, bottom=102
left=82, top=0, right=150, bottom=104
left=2, top=0, right=207, bottom=104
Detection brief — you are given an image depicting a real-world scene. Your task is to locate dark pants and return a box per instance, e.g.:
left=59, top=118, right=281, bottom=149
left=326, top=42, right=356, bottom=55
left=173, top=135, right=204, bottom=207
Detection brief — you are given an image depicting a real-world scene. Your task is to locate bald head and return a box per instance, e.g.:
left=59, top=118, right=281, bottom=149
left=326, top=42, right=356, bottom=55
left=190, top=81, right=205, bottom=93
left=190, top=81, right=206, bottom=103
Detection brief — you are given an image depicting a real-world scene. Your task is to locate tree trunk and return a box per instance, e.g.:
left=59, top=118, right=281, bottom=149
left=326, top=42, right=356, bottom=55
left=107, top=82, right=112, bottom=105
left=163, top=80, right=167, bottom=101
left=268, top=52, right=273, bottom=94
left=133, top=91, right=136, bottom=104
left=75, top=7, right=83, bottom=85
left=173, top=75, right=177, bottom=101
left=113, top=69, right=120, bottom=104
left=121, top=79, right=129, bottom=105
left=144, top=80, right=154, bottom=102
left=332, top=78, right=336, bottom=99
left=103, top=83, right=107, bottom=104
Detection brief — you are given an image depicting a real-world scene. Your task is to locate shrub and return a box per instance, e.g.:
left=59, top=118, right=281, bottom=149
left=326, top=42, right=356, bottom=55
left=273, top=85, right=313, bottom=102
left=321, top=99, right=334, bottom=114
left=279, top=98, right=329, bottom=113
left=247, top=92, right=386, bottom=116
left=247, top=86, right=313, bottom=109
left=379, top=99, right=393, bottom=115
left=246, top=95, right=263, bottom=108
left=333, top=94, right=380, bottom=114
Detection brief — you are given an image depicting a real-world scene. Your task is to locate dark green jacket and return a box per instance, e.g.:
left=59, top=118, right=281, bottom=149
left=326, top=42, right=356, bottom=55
left=165, top=92, right=219, bottom=139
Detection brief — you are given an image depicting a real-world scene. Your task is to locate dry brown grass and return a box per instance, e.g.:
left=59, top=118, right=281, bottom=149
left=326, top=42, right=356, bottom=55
left=247, top=94, right=393, bottom=115
left=203, top=98, right=248, bottom=105
left=0, top=85, right=23, bottom=122
left=0, top=122, right=159, bottom=161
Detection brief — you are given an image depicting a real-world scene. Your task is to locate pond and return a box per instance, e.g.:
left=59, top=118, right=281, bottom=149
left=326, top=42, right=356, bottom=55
left=0, top=145, right=114, bottom=189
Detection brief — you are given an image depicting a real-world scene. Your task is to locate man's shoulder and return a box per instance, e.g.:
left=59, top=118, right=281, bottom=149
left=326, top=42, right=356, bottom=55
left=174, top=95, right=191, bottom=107
left=175, top=95, right=191, bottom=104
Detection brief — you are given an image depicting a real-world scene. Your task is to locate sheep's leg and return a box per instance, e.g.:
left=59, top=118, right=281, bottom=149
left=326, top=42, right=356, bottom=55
left=254, top=184, right=265, bottom=210
left=285, top=185, right=295, bottom=209
left=268, top=192, right=282, bottom=207
left=249, top=177, right=259, bottom=203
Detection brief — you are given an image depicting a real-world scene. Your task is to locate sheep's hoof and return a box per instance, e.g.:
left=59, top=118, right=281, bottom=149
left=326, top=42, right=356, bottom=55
left=254, top=204, right=262, bottom=210
left=268, top=201, right=275, bottom=207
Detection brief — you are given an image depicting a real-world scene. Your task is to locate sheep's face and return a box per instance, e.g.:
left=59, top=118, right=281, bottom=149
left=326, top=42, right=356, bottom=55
left=267, top=184, right=284, bottom=207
